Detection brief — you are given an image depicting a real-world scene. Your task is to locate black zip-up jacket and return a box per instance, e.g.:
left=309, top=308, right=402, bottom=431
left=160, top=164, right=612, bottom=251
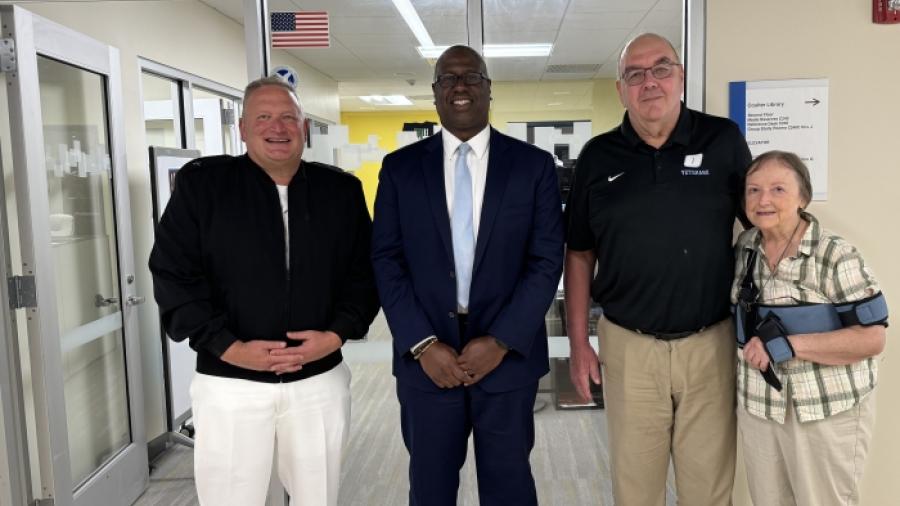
left=149, top=154, right=380, bottom=382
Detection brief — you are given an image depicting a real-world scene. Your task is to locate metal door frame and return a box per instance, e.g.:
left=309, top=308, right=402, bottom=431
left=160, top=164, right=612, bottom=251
left=1, top=5, right=147, bottom=505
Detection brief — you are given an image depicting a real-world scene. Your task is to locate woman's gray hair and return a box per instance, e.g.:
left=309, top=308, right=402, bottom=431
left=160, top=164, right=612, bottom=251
left=746, top=150, right=813, bottom=207
left=242, top=76, right=305, bottom=119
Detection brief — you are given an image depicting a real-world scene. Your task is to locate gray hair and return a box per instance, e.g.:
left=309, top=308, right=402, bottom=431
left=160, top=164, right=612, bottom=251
left=242, top=76, right=305, bottom=119
left=746, top=150, right=813, bottom=207
left=617, top=33, right=680, bottom=78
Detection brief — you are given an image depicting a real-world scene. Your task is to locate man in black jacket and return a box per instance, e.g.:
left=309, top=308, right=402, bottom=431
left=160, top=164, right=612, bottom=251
left=149, top=76, right=379, bottom=506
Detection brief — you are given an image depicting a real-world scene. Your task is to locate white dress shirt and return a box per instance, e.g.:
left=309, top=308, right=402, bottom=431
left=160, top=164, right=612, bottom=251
left=442, top=126, right=490, bottom=237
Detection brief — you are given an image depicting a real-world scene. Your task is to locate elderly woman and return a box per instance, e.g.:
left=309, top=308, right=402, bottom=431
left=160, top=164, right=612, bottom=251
left=732, top=150, right=888, bottom=506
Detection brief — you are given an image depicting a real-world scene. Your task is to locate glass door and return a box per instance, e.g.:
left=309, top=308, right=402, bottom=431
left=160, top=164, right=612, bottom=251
left=1, top=6, right=147, bottom=506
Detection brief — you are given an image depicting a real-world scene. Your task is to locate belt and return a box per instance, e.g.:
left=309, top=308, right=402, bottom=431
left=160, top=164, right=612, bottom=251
left=606, top=316, right=705, bottom=341
left=633, top=327, right=704, bottom=341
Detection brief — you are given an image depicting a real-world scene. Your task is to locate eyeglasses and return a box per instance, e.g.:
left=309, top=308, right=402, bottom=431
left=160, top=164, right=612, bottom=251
left=621, top=62, right=681, bottom=86
left=433, top=72, right=490, bottom=89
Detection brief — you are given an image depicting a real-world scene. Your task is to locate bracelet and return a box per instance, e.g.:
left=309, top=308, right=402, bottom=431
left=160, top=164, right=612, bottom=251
left=412, top=336, right=438, bottom=360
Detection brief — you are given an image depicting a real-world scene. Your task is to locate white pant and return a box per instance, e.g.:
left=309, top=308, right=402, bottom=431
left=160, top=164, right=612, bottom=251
left=190, top=362, right=352, bottom=506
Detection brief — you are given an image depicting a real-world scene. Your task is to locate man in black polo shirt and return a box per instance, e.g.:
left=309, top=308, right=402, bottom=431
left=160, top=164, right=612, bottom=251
left=565, top=33, right=750, bottom=505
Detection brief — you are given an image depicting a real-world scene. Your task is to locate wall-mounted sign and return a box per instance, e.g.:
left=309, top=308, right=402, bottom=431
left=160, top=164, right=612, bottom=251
left=271, top=65, right=299, bottom=89
left=729, top=78, right=829, bottom=200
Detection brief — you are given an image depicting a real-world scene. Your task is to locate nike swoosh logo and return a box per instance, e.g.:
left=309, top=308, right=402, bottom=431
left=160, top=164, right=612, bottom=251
left=608, top=172, right=625, bottom=182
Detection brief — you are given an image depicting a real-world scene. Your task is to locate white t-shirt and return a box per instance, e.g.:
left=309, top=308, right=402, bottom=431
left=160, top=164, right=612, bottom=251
left=277, top=184, right=289, bottom=269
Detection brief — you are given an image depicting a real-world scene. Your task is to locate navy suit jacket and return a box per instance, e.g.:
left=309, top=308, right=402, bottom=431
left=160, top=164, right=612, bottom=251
left=372, top=129, right=564, bottom=393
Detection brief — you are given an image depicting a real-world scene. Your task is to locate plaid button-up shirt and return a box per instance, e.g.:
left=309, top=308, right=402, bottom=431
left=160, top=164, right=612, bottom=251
left=731, top=212, right=881, bottom=423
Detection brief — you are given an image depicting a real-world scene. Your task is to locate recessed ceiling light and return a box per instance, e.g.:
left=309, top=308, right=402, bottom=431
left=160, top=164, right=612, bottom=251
left=417, top=43, right=553, bottom=59
left=552, top=91, right=572, bottom=95
left=359, top=95, right=414, bottom=106
left=547, top=102, right=564, bottom=106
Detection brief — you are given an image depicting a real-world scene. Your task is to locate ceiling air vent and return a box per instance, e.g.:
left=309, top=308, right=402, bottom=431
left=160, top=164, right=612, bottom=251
left=545, top=64, right=601, bottom=74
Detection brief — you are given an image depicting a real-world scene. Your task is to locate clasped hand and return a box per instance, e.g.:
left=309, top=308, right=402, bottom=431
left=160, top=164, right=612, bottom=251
left=419, top=336, right=508, bottom=388
left=741, top=336, right=771, bottom=371
left=220, top=330, right=342, bottom=374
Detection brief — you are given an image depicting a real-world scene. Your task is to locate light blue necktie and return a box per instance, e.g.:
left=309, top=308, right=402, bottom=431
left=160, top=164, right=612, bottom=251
left=451, top=143, right=474, bottom=309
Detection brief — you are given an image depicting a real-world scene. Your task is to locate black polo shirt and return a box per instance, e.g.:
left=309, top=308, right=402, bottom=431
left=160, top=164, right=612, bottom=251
left=566, top=104, right=751, bottom=334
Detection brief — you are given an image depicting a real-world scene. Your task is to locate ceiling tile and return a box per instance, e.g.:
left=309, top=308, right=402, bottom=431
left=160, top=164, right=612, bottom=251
left=199, top=0, right=684, bottom=99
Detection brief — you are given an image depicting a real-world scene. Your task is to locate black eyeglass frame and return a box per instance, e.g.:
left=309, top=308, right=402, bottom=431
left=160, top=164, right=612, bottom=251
left=432, top=72, right=491, bottom=89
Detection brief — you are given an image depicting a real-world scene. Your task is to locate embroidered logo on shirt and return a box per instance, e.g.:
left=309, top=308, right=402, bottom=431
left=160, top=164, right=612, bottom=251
left=607, top=172, right=625, bottom=182
left=681, top=169, right=710, bottom=176
left=684, top=153, right=703, bottom=167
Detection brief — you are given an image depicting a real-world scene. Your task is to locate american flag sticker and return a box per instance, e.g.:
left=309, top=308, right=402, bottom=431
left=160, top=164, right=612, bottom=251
left=271, top=11, right=330, bottom=48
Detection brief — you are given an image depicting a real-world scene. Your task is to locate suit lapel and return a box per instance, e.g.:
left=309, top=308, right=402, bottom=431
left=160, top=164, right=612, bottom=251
left=421, top=135, right=453, bottom=261
left=473, top=129, right=511, bottom=274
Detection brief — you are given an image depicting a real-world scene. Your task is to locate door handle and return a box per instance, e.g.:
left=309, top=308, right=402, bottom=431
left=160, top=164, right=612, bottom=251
left=126, top=295, right=146, bottom=307
left=95, top=294, right=119, bottom=307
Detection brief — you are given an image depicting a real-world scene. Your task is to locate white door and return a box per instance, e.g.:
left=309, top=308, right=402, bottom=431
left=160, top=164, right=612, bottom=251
left=1, top=6, right=147, bottom=506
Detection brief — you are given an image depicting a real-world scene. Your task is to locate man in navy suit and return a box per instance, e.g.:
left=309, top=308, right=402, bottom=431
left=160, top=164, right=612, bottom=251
left=371, top=45, right=564, bottom=505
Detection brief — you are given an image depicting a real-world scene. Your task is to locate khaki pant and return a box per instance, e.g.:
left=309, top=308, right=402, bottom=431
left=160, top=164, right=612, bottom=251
left=738, top=392, right=875, bottom=506
left=598, top=317, right=737, bottom=506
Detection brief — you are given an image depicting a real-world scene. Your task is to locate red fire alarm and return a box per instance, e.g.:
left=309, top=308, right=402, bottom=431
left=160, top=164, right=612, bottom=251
left=874, top=0, right=900, bottom=23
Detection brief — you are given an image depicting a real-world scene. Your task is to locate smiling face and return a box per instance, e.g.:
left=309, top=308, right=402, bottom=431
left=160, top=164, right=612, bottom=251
left=432, top=46, right=491, bottom=141
left=744, top=160, right=808, bottom=236
left=239, top=84, right=306, bottom=174
left=616, top=34, right=684, bottom=128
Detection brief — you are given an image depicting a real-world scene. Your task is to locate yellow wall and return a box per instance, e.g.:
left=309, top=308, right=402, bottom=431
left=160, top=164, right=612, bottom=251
left=590, top=79, right=626, bottom=135
left=340, top=110, right=440, bottom=214
left=707, top=2, right=899, bottom=505
left=491, top=78, right=624, bottom=136
left=341, top=110, right=440, bottom=152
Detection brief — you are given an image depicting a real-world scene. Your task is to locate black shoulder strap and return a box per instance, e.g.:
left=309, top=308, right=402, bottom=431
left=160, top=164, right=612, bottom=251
left=738, top=249, right=759, bottom=305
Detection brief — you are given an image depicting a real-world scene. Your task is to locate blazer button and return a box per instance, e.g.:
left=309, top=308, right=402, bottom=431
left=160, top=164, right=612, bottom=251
left=448, top=312, right=456, bottom=319
left=450, top=271, right=455, bottom=279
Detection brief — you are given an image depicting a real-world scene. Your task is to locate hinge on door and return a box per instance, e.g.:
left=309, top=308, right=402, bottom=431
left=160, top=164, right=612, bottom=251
left=32, top=498, right=54, bottom=506
left=0, top=38, right=16, bottom=73
left=7, top=275, right=36, bottom=309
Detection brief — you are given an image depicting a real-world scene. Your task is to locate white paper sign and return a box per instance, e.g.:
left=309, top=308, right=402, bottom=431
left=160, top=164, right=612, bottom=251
left=729, top=79, right=829, bottom=200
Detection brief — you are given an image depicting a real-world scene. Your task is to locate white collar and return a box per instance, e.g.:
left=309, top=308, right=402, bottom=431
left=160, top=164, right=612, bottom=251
left=441, top=126, right=490, bottom=160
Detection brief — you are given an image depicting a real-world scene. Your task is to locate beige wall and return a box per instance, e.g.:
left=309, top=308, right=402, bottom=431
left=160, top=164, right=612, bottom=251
left=489, top=79, right=624, bottom=136
left=271, top=49, right=341, bottom=123
left=707, top=1, right=899, bottom=504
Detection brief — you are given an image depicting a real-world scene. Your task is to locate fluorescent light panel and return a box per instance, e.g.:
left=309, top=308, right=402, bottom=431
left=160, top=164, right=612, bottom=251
left=390, top=0, right=551, bottom=60
left=391, top=0, right=434, bottom=47
left=417, top=43, right=553, bottom=59
left=359, top=95, right=414, bottom=106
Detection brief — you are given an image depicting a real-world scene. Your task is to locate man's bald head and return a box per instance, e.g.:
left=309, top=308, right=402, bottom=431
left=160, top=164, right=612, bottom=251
left=617, top=33, right=679, bottom=78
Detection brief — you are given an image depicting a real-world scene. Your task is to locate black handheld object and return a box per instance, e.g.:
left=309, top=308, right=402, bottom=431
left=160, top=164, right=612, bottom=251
left=755, top=313, right=795, bottom=392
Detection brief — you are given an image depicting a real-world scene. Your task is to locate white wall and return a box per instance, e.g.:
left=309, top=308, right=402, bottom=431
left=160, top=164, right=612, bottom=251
left=706, top=1, right=899, bottom=504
